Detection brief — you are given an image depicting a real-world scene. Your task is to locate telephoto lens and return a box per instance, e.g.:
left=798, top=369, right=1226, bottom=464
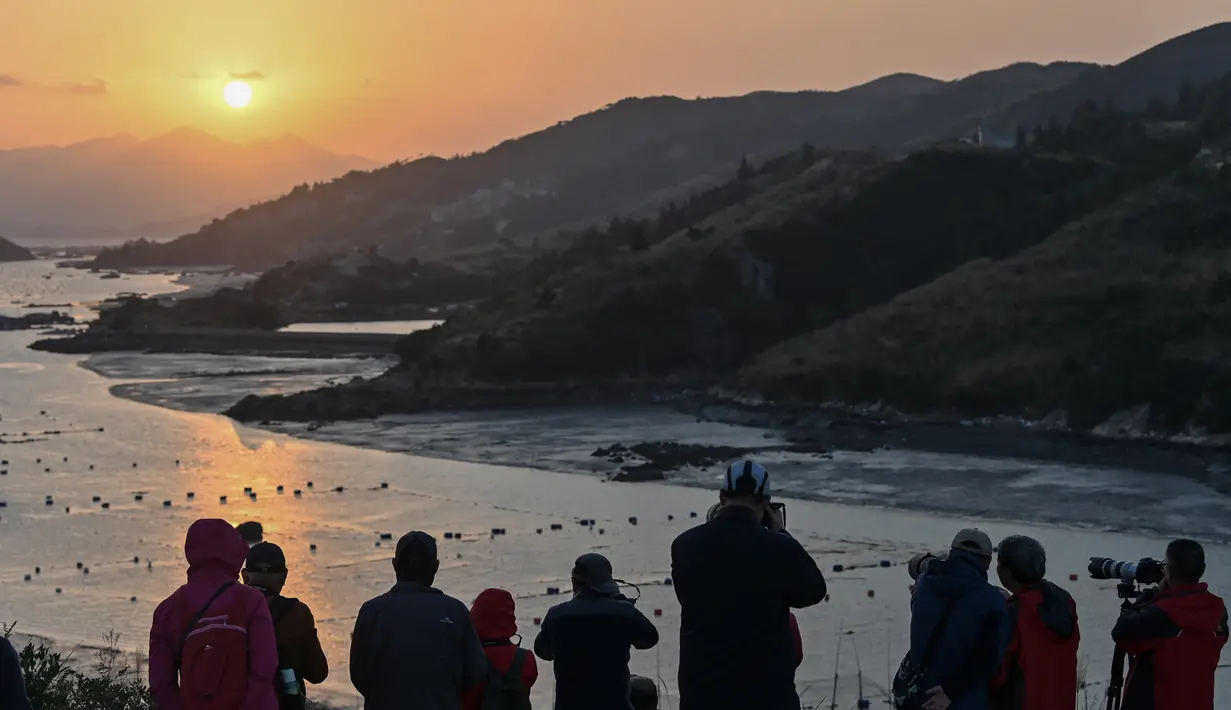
left=908, top=553, right=940, bottom=580
left=1088, top=557, right=1165, bottom=585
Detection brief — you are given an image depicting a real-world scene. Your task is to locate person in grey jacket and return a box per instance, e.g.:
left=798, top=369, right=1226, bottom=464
left=350, top=531, right=487, bottom=710
left=1, top=636, right=33, bottom=710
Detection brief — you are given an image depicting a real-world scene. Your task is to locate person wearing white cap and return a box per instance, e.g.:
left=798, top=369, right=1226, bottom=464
left=670, top=460, right=827, bottom=710
left=894, top=528, right=1009, bottom=710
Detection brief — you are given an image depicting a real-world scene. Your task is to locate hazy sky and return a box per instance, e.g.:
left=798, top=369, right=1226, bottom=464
left=2, top=1, right=1228, bottom=161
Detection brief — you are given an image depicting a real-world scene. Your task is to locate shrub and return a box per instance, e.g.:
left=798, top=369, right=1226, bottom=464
left=5, top=625, right=149, bottom=710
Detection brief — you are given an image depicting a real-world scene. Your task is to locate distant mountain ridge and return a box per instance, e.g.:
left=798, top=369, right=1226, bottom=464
left=94, top=22, right=1231, bottom=271
left=0, top=130, right=375, bottom=244
left=91, top=61, right=1094, bottom=270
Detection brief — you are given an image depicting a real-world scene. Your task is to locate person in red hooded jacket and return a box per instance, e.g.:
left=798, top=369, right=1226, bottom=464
left=149, top=518, right=280, bottom=710
left=1112, top=539, right=1228, bottom=710
left=989, top=535, right=1079, bottom=710
left=462, top=588, right=538, bottom=710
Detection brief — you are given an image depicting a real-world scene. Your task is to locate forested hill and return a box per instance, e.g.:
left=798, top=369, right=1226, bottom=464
left=92, top=62, right=1093, bottom=271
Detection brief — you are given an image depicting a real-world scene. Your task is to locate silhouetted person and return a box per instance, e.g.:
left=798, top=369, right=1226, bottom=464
left=990, top=535, right=1079, bottom=710
left=462, top=588, right=537, bottom=710
left=1113, top=539, right=1228, bottom=710
left=150, top=518, right=278, bottom=710
left=903, top=528, right=1008, bottom=710
left=350, top=531, right=486, bottom=710
left=534, top=552, right=659, bottom=710
left=0, top=636, right=33, bottom=710
left=236, top=521, right=264, bottom=548
left=671, top=461, right=826, bottom=710
left=243, top=542, right=329, bottom=710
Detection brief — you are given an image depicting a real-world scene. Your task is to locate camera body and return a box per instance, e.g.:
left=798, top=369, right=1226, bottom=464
left=1088, top=557, right=1165, bottom=586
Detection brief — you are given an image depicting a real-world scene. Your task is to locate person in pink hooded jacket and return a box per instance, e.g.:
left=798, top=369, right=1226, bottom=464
left=149, top=518, right=279, bottom=710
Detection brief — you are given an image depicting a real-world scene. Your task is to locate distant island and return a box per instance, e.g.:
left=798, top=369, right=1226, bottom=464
left=0, top=235, right=35, bottom=262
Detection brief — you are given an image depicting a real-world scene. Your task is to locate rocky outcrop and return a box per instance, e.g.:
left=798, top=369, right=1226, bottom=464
left=0, top=235, right=35, bottom=262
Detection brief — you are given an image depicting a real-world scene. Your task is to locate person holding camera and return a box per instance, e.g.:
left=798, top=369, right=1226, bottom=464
left=988, top=535, right=1079, bottom=710
left=533, top=552, right=659, bottom=710
left=1111, top=539, right=1228, bottom=710
left=670, top=460, right=827, bottom=710
left=899, top=529, right=1009, bottom=710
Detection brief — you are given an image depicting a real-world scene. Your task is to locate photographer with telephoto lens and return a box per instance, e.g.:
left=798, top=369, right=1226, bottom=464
left=894, top=529, right=1008, bottom=710
left=1109, top=539, right=1228, bottom=710
left=672, top=460, right=827, bottom=710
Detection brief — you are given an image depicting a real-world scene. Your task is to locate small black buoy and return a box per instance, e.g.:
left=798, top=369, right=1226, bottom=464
left=130, top=596, right=138, bottom=603
left=629, top=516, right=638, bottom=525
left=83, top=567, right=89, bottom=575
left=132, top=463, right=137, bottom=468
left=444, top=532, right=454, bottom=540
left=668, top=514, right=674, bottom=521
left=63, top=456, right=68, bottom=462
left=550, top=523, right=563, bottom=531
left=163, top=500, right=171, bottom=507
left=0, top=470, right=6, bottom=476
left=35, top=566, right=40, bottom=575
left=307, top=481, right=314, bottom=488
left=45, top=498, right=54, bottom=506
left=89, top=465, right=94, bottom=470
left=689, top=511, right=698, bottom=518
left=133, top=556, right=139, bottom=564
left=599, top=528, right=605, bottom=534
left=375, top=541, right=381, bottom=548
left=244, top=487, right=252, bottom=494
left=0, top=502, right=6, bottom=508
left=101, top=502, right=110, bottom=509
left=24, top=574, right=31, bottom=582
left=293, top=490, right=302, bottom=497
left=36, top=458, right=41, bottom=463
left=380, top=533, right=393, bottom=540
left=536, top=528, right=543, bottom=534
left=175, top=460, right=180, bottom=465
left=76, top=562, right=83, bottom=569
left=276, top=485, right=284, bottom=493
left=335, top=486, right=344, bottom=493
left=55, top=588, right=62, bottom=594
left=380, top=482, right=389, bottom=489
left=879, top=560, right=892, bottom=568
left=219, top=496, right=227, bottom=504
left=44, top=468, right=50, bottom=473
left=92, top=495, right=101, bottom=502
left=187, top=492, right=195, bottom=499
left=134, top=494, right=143, bottom=502
left=833, top=564, right=844, bottom=572
left=249, top=493, right=257, bottom=500
left=309, top=544, right=317, bottom=551
left=65, top=506, right=70, bottom=513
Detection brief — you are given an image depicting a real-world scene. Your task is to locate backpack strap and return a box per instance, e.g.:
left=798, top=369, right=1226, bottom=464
left=917, top=595, right=962, bottom=670
left=175, top=581, right=237, bottom=668
left=504, top=649, right=527, bottom=682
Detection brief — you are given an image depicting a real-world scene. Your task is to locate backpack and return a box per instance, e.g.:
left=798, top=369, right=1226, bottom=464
left=268, top=596, right=305, bottom=710
left=892, top=595, right=961, bottom=710
left=177, top=582, right=253, bottom=710
left=480, top=649, right=531, bottom=710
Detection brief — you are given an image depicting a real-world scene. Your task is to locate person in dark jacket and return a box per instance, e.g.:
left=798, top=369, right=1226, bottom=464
left=1, top=636, right=33, bottom=710
left=243, top=542, right=329, bottom=710
left=534, top=552, right=659, bottom=710
left=461, top=588, right=538, bottom=710
left=989, top=535, right=1079, bottom=710
left=671, top=460, right=827, bottom=710
left=350, top=531, right=487, bottom=710
left=1112, top=539, right=1228, bottom=710
left=908, top=528, right=1009, bottom=710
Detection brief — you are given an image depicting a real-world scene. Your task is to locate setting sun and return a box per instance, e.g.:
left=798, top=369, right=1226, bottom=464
left=223, top=81, right=253, bottom=108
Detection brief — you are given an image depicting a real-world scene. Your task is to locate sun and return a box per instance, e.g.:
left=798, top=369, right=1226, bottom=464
left=223, top=81, right=252, bottom=108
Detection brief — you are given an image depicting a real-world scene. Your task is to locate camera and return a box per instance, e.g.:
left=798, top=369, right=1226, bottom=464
left=1088, top=557, right=1165, bottom=585
left=761, top=502, right=786, bottom=529
left=908, top=553, right=941, bottom=581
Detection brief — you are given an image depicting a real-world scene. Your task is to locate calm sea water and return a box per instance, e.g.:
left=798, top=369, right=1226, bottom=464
left=1, top=260, right=1227, bottom=707
left=279, top=320, right=444, bottom=335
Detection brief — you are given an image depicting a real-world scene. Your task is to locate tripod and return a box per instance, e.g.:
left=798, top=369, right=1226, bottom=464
left=1105, top=582, right=1140, bottom=710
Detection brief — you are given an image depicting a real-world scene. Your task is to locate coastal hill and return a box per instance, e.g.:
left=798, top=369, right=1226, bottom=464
left=0, top=235, right=35, bottom=261
left=986, top=23, right=1231, bottom=139
left=0, top=129, right=375, bottom=245
left=223, top=68, right=1231, bottom=437
left=91, top=62, right=1094, bottom=271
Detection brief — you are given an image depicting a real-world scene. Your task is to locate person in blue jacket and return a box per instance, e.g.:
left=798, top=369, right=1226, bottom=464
left=1, top=636, right=33, bottom=710
left=908, top=529, right=1010, bottom=710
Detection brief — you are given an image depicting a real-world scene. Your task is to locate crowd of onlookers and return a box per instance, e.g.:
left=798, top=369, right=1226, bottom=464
left=0, top=460, right=1225, bottom=710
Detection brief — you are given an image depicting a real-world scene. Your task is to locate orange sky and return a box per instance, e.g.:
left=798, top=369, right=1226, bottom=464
left=1, top=0, right=1229, bottom=161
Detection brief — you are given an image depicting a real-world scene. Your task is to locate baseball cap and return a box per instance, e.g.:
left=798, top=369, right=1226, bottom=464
left=395, top=531, right=438, bottom=567
left=571, top=552, right=621, bottom=596
left=245, top=542, right=287, bottom=574
left=951, top=528, right=994, bottom=558
left=722, top=460, right=770, bottom=497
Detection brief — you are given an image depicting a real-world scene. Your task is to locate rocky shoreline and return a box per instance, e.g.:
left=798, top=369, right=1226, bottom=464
left=220, top=371, right=1231, bottom=494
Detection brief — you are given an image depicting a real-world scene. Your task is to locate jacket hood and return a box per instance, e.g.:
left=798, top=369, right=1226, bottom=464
left=1017, top=581, right=1078, bottom=639
left=471, top=588, right=517, bottom=640
left=923, top=550, right=990, bottom=597
left=184, top=518, right=248, bottom=579
left=1158, top=583, right=1228, bottom=631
